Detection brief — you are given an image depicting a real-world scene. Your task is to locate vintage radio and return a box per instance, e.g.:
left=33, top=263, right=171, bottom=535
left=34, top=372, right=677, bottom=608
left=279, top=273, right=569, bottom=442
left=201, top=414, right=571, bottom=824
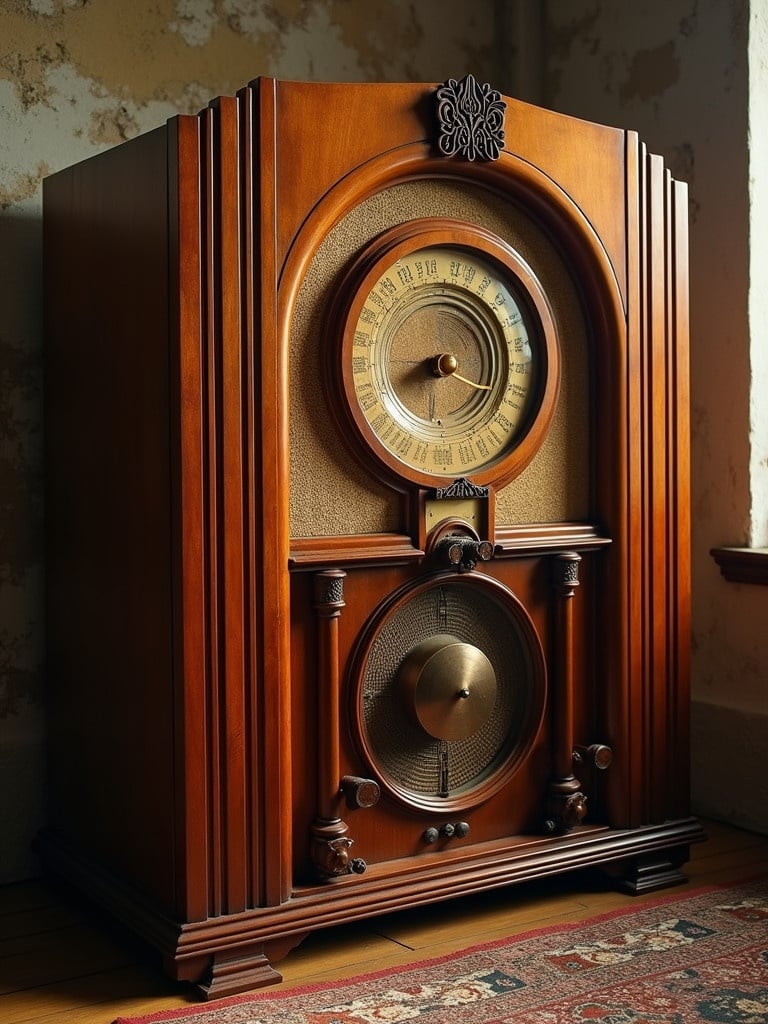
left=42, top=76, right=703, bottom=997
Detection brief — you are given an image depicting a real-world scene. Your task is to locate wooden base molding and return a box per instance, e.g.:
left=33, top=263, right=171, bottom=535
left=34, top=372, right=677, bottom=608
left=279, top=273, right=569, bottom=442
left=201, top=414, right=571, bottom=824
left=38, top=818, right=706, bottom=996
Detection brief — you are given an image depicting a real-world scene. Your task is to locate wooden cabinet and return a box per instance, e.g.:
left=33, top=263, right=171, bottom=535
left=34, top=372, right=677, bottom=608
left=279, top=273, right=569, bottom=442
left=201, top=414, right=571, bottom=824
left=42, top=77, right=703, bottom=999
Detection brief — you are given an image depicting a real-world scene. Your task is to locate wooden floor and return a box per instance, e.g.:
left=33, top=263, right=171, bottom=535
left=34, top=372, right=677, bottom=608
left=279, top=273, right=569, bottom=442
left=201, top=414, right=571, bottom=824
left=1, top=820, right=766, bottom=1024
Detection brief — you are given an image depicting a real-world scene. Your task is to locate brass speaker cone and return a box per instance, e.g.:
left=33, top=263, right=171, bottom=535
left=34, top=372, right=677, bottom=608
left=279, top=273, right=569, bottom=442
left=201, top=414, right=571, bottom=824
left=399, top=634, right=497, bottom=741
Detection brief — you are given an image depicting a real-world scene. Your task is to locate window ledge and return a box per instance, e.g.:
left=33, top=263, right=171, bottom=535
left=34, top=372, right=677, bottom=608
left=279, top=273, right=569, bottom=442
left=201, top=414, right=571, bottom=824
left=711, top=546, right=768, bottom=585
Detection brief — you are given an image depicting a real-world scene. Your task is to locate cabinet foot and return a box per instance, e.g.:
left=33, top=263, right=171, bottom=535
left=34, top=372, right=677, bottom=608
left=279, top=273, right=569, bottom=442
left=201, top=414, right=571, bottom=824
left=180, top=933, right=308, bottom=1000
left=605, top=846, right=690, bottom=895
left=196, top=950, right=282, bottom=999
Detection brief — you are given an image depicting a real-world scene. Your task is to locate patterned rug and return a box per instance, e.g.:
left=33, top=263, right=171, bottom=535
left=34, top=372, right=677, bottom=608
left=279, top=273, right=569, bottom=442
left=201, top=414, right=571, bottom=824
left=115, top=877, right=768, bottom=1024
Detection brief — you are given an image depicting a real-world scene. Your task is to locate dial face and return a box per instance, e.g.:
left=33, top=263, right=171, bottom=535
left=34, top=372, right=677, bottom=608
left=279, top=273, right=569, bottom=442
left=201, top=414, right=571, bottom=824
left=339, top=221, right=559, bottom=489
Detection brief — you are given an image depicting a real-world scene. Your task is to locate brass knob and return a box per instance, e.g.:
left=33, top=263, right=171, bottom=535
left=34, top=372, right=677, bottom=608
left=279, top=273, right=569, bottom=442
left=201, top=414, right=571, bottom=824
left=400, top=634, right=497, bottom=741
left=432, top=352, right=459, bottom=377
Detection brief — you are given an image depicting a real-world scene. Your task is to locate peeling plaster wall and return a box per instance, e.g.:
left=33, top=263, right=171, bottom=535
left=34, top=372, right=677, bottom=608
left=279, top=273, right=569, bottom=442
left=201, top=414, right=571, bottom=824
left=546, top=0, right=768, bottom=835
left=0, top=0, right=501, bottom=883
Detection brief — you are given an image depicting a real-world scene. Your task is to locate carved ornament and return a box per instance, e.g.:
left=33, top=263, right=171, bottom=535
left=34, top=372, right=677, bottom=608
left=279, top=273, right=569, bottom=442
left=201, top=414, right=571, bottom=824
left=436, top=74, right=506, bottom=161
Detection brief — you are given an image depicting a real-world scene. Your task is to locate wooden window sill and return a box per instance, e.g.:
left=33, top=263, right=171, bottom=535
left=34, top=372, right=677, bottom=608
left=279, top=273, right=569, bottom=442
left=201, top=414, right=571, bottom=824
left=711, top=546, right=768, bottom=585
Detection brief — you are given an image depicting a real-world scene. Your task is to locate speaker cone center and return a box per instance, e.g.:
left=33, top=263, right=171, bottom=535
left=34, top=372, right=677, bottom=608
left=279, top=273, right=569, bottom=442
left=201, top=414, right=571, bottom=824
left=399, top=634, right=497, bottom=741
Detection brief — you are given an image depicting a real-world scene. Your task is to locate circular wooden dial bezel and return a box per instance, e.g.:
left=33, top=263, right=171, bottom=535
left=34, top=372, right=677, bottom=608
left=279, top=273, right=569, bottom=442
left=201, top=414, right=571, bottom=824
left=335, top=218, right=560, bottom=490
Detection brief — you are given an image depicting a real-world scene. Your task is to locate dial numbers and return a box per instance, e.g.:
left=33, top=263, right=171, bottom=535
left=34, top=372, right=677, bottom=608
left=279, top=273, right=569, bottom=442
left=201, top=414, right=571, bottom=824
left=351, top=247, right=535, bottom=477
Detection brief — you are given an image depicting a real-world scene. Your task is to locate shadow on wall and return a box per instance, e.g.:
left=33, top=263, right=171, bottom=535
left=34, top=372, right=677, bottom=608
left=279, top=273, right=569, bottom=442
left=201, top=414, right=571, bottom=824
left=0, top=209, right=44, bottom=713
left=0, top=208, right=46, bottom=883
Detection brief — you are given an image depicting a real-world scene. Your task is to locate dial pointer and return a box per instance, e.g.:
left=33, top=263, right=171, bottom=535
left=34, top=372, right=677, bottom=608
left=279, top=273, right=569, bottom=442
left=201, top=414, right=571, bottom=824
left=452, top=372, right=492, bottom=391
left=431, top=353, right=492, bottom=391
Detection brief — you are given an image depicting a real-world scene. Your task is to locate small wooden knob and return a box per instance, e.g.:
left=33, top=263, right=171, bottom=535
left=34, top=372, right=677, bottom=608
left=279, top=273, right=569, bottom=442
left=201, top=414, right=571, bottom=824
left=340, top=776, right=381, bottom=808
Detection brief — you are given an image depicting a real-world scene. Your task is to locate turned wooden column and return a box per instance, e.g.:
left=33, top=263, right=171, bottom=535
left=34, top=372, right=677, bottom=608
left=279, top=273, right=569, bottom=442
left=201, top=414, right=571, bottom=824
left=313, top=569, right=345, bottom=818
left=545, top=551, right=587, bottom=833
left=308, top=570, right=355, bottom=876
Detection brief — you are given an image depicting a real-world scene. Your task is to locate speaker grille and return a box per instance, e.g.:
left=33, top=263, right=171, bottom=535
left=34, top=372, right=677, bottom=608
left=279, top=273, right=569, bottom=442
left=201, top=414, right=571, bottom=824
left=357, top=576, right=544, bottom=806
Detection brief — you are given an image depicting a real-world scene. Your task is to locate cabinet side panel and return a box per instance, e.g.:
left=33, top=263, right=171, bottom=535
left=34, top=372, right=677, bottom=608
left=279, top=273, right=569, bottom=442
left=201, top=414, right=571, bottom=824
left=44, top=126, right=176, bottom=908
left=669, top=176, right=692, bottom=819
